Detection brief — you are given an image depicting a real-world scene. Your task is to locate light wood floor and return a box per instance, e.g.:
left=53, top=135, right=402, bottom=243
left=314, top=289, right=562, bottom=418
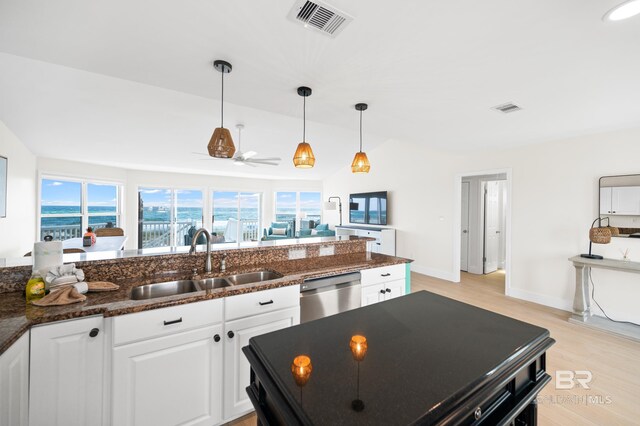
left=227, top=271, right=640, bottom=425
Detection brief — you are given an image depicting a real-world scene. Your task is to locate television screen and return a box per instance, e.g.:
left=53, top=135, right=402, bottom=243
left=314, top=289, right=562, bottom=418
left=349, top=191, right=387, bottom=225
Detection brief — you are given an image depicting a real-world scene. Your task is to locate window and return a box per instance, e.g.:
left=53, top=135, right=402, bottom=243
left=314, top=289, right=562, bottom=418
left=274, top=191, right=322, bottom=233
left=40, top=177, right=122, bottom=241
left=138, top=188, right=203, bottom=248
left=212, top=191, right=261, bottom=242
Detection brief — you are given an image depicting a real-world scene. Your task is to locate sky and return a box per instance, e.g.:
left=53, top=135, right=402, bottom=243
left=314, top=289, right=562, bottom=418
left=41, top=179, right=117, bottom=208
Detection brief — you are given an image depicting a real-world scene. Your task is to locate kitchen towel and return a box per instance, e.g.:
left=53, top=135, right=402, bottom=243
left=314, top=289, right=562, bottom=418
left=31, top=286, right=87, bottom=307
left=87, top=281, right=119, bottom=292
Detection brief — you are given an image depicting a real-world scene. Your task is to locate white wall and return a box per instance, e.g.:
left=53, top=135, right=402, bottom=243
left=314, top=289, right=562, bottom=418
left=0, top=121, right=36, bottom=258
left=36, top=158, right=322, bottom=251
left=323, top=127, right=640, bottom=323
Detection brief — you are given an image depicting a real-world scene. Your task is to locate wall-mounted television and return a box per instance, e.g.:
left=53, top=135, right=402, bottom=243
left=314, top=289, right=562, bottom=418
left=349, top=191, right=388, bottom=225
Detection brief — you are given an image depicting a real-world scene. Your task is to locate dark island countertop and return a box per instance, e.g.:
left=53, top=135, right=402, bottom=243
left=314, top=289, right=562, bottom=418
left=0, top=252, right=410, bottom=355
left=244, top=291, right=555, bottom=425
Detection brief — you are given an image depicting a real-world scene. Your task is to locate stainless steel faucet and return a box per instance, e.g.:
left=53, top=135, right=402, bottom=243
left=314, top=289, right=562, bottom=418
left=189, top=228, right=212, bottom=273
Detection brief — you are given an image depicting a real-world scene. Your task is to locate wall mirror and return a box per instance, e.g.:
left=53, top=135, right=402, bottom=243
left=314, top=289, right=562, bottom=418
left=599, top=174, right=640, bottom=237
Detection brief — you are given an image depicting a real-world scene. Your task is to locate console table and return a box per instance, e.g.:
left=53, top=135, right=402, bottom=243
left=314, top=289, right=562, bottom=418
left=568, top=255, right=640, bottom=342
left=335, top=225, right=396, bottom=256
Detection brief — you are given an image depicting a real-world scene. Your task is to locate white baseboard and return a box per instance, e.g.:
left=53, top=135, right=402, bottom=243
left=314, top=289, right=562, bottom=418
left=410, top=264, right=456, bottom=282
left=508, top=287, right=572, bottom=312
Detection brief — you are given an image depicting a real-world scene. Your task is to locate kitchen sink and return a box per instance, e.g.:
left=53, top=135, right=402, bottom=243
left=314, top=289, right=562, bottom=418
left=224, top=270, right=283, bottom=286
left=130, top=270, right=282, bottom=300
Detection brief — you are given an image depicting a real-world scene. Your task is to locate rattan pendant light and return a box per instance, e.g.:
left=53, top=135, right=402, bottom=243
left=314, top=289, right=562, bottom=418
left=293, top=86, right=315, bottom=168
left=351, top=103, right=370, bottom=173
left=207, top=60, right=236, bottom=159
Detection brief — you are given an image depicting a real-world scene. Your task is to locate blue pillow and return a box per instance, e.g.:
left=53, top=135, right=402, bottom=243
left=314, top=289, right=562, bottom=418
left=299, top=229, right=312, bottom=236
left=315, top=223, right=329, bottom=231
left=271, top=222, right=288, bottom=229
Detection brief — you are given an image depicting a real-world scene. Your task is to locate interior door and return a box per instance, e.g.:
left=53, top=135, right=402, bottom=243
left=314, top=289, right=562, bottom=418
left=483, top=181, right=500, bottom=274
left=461, top=182, right=470, bottom=272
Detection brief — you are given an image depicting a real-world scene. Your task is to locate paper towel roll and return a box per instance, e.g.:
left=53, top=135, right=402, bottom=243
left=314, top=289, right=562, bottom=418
left=33, top=241, right=63, bottom=277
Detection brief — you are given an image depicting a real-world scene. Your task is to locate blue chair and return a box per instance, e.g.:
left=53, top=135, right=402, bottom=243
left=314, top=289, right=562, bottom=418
left=262, top=222, right=293, bottom=240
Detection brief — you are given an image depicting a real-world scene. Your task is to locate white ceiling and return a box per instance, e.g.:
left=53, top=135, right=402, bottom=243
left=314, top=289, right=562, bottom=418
left=1, top=0, right=640, bottom=179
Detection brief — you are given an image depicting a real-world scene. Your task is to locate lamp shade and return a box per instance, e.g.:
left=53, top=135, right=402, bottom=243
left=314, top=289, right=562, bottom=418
left=293, top=142, right=315, bottom=168
left=323, top=201, right=337, bottom=210
left=208, top=127, right=236, bottom=158
left=351, top=152, right=371, bottom=173
left=589, top=227, right=612, bottom=244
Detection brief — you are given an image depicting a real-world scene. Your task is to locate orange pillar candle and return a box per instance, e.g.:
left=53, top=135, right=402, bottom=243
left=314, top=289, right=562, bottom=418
left=350, top=335, right=368, bottom=362
left=291, top=355, right=313, bottom=387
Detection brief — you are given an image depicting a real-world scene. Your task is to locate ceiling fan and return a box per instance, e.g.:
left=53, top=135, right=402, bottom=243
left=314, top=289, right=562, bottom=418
left=194, top=124, right=282, bottom=167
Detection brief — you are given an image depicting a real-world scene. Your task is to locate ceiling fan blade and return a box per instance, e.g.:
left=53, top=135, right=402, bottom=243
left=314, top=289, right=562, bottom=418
left=247, top=157, right=282, bottom=162
left=242, top=161, right=258, bottom=167
left=243, top=150, right=257, bottom=159
left=245, top=161, right=279, bottom=166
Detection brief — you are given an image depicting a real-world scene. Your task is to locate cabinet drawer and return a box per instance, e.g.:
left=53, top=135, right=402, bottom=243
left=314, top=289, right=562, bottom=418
left=225, top=285, right=299, bottom=321
left=361, top=264, right=406, bottom=286
left=113, top=298, right=223, bottom=346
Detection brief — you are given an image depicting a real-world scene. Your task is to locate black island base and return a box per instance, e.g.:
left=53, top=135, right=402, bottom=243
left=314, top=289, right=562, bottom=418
left=243, top=290, right=555, bottom=425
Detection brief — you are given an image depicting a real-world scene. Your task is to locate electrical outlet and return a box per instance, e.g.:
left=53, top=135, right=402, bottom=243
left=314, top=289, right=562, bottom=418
left=288, top=248, right=307, bottom=260
left=319, top=245, right=335, bottom=256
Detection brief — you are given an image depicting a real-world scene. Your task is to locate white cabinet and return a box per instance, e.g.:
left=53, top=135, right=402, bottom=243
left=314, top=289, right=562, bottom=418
left=223, top=286, right=300, bottom=421
left=0, top=332, right=29, bottom=426
left=601, top=186, right=640, bottom=215
left=336, top=226, right=396, bottom=256
left=29, top=316, right=105, bottom=426
left=111, top=299, right=224, bottom=426
left=361, top=264, right=407, bottom=307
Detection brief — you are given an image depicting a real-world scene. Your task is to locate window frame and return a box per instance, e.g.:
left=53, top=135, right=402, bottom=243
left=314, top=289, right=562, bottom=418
left=38, top=174, right=124, bottom=241
left=211, top=190, right=263, bottom=243
left=273, top=190, right=323, bottom=234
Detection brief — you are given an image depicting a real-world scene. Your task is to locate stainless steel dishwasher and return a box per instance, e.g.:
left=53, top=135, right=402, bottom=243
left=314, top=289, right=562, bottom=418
left=299, top=272, right=361, bottom=323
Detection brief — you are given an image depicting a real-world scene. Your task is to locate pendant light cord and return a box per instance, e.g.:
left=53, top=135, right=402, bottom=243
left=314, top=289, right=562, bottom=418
left=359, top=109, right=363, bottom=152
left=221, top=70, right=224, bottom=127
left=303, top=95, right=306, bottom=142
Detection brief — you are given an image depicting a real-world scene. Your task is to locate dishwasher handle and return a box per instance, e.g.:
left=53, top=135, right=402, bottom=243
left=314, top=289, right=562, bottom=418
left=301, top=272, right=361, bottom=293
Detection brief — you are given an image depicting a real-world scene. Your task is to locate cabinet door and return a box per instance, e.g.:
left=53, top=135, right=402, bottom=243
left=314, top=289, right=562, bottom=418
left=112, top=324, right=223, bottom=426
left=361, top=283, right=384, bottom=307
left=29, top=316, right=104, bottom=426
left=224, top=307, right=299, bottom=421
left=600, top=187, right=612, bottom=214
left=0, top=332, right=29, bottom=426
left=611, top=186, right=640, bottom=215
left=383, top=279, right=406, bottom=301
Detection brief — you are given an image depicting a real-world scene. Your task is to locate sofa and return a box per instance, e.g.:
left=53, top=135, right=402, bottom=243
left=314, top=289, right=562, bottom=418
left=297, top=223, right=335, bottom=238
left=262, top=222, right=293, bottom=240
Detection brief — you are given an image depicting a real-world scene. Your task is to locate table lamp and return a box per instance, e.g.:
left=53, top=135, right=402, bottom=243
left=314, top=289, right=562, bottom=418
left=580, top=218, right=611, bottom=260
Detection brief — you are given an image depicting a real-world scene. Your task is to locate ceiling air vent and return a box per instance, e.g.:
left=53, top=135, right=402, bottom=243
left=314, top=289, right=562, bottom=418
left=493, top=102, right=522, bottom=114
left=287, top=0, right=353, bottom=38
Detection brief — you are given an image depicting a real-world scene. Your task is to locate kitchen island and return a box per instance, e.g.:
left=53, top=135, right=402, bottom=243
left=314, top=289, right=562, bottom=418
left=244, top=291, right=555, bottom=425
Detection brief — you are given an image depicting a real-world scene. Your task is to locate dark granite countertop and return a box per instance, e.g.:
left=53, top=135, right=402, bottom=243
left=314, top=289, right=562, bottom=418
left=247, top=291, right=553, bottom=425
left=0, top=252, right=410, bottom=355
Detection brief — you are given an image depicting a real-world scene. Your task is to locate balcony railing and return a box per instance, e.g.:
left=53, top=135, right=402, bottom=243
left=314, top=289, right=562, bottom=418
left=41, top=220, right=261, bottom=248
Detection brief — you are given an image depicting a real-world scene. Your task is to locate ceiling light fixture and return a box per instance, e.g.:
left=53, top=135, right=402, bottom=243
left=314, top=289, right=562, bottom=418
left=603, top=0, right=640, bottom=21
left=293, top=86, right=316, bottom=168
left=351, top=103, right=370, bottom=174
left=207, top=60, right=236, bottom=159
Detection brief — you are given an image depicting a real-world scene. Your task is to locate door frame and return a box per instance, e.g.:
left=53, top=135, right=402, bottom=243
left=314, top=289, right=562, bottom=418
left=460, top=181, right=470, bottom=272
left=453, top=168, right=512, bottom=295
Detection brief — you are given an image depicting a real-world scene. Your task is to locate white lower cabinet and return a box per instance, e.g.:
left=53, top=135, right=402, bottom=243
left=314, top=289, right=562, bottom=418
left=112, top=324, right=224, bottom=426
left=361, top=264, right=407, bottom=307
left=29, top=316, right=105, bottom=426
left=222, top=285, right=300, bottom=421
left=0, top=332, right=30, bottom=426
left=111, top=298, right=224, bottom=426
left=223, top=307, right=299, bottom=420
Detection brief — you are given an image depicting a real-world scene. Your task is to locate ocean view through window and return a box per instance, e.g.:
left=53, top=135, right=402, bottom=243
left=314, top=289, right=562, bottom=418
left=40, top=177, right=122, bottom=241
left=275, top=191, right=321, bottom=234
